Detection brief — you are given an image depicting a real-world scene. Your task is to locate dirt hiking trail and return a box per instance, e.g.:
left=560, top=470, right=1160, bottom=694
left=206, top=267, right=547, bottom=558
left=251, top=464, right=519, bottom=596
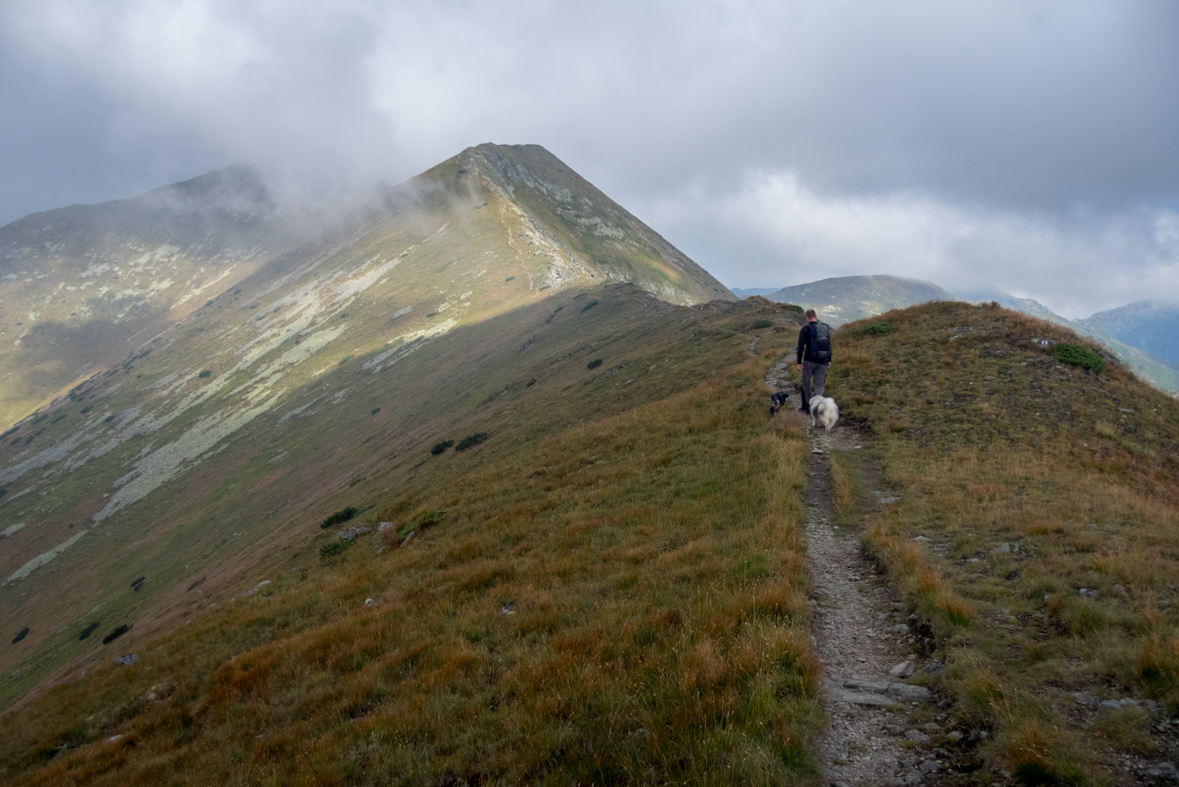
left=766, top=359, right=970, bottom=787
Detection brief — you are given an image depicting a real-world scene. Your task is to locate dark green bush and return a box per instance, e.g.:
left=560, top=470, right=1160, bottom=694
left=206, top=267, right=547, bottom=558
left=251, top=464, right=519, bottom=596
left=750, top=319, right=774, bottom=329
left=320, top=540, right=351, bottom=558
left=862, top=321, right=896, bottom=337
left=198, top=370, right=212, bottom=378
left=0, top=488, right=6, bottom=499
left=526, top=378, right=537, bottom=387
left=431, top=440, right=454, bottom=455
left=580, top=300, right=598, bottom=312
left=79, top=622, right=100, bottom=641
left=456, top=432, right=489, bottom=451
left=319, top=507, right=359, bottom=529
left=130, top=577, right=145, bottom=591
left=783, top=304, right=804, bottom=314
left=505, top=276, right=515, bottom=281
left=587, top=358, right=603, bottom=370
left=102, top=624, right=131, bottom=645
left=12, top=627, right=29, bottom=644
left=1048, top=343, right=1106, bottom=373
left=371, top=407, right=381, bottom=415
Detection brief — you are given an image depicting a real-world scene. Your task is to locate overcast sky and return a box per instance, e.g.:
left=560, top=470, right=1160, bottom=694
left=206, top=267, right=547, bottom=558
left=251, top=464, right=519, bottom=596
left=2, top=0, right=1177, bottom=318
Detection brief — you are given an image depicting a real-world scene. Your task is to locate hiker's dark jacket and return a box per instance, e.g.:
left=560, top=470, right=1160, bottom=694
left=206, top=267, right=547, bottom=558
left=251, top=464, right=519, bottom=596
left=797, top=322, right=833, bottom=364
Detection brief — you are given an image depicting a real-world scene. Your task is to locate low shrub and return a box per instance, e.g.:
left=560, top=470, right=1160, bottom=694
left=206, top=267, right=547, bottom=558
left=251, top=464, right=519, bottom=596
left=431, top=440, right=454, bottom=455
left=750, top=319, right=774, bottom=329
left=198, top=370, right=212, bottom=378
left=338, top=355, right=353, bottom=365
left=371, top=407, right=381, bottom=415
left=320, top=540, right=352, bottom=558
left=102, top=624, right=131, bottom=645
left=861, top=321, right=896, bottom=336
left=526, top=378, right=537, bottom=387
left=12, top=627, right=29, bottom=644
left=130, top=576, right=145, bottom=591
left=455, top=432, right=489, bottom=451
left=586, top=358, right=603, bottom=370
left=78, top=622, right=100, bottom=641
left=783, top=303, right=804, bottom=314
left=580, top=299, right=598, bottom=312
left=1048, top=342, right=1106, bottom=373
left=319, top=507, right=359, bottom=529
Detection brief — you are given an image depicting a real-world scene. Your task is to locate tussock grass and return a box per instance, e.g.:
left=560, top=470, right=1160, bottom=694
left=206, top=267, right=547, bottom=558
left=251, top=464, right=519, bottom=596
left=832, top=301, right=1179, bottom=782
left=0, top=326, right=825, bottom=785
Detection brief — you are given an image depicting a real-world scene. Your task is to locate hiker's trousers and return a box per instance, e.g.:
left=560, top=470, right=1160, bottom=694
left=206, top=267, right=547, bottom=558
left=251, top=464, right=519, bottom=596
left=801, top=360, right=828, bottom=403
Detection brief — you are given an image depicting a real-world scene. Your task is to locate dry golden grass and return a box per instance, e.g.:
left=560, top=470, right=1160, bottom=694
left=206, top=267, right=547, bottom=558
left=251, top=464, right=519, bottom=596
left=0, top=341, right=826, bottom=785
left=832, top=301, right=1179, bottom=783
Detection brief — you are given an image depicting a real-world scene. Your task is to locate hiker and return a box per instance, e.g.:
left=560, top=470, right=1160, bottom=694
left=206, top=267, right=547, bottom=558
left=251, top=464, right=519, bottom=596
left=796, top=309, right=832, bottom=410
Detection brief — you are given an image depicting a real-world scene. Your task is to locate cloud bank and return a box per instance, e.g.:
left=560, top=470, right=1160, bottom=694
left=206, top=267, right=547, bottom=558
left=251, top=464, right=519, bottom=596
left=2, top=0, right=1177, bottom=316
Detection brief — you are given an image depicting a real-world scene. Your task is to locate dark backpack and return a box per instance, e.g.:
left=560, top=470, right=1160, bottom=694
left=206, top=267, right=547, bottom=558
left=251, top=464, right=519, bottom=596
left=808, top=323, right=832, bottom=362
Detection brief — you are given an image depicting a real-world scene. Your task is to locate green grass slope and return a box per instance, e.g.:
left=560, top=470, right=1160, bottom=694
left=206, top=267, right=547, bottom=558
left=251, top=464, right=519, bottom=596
left=0, top=298, right=823, bottom=785
left=830, top=301, right=1179, bottom=783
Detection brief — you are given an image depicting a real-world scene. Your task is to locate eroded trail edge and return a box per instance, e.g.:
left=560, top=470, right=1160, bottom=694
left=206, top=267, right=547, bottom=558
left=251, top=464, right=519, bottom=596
left=766, top=362, right=959, bottom=787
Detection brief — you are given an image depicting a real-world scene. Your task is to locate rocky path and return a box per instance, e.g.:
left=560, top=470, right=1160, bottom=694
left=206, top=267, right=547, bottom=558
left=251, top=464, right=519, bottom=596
left=765, top=361, right=961, bottom=787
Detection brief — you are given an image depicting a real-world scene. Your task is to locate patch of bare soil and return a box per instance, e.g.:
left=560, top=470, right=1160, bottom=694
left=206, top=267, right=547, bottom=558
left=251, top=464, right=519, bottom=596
left=766, top=362, right=966, bottom=786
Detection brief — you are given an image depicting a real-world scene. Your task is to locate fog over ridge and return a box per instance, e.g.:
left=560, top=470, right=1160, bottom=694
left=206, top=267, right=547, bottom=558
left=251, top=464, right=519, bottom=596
left=2, top=0, right=1178, bottom=317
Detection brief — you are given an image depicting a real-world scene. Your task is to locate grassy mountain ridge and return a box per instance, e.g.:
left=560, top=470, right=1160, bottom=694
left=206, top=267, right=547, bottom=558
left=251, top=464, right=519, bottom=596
left=0, top=142, right=738, bottom=712
left=0, top=296, right=820, bottom=785
left=831, top=301, right=1179, bottom=782
left=753, top=275, right=1179, bottom=396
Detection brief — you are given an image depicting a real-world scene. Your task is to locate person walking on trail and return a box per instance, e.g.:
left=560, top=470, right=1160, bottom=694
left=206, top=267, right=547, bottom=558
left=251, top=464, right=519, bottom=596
left=796, top=309, right=832, bottom=411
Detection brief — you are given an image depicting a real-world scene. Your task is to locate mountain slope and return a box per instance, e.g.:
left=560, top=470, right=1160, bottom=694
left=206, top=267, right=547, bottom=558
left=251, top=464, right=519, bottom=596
left=0, top=146, right=734, bottom=430
left=0, top=296, right=820, bottom=785
left=958, top=289, right=1179, bottom=396
left=1080, top=301, right=1179, bottom=369
left=0, top=143, right=735, bottom=708
left=767, top=275, right=954, bottom=326
left=0, top=166, right=305, bottom=427
left=832, top=302, right=1179, bottom=781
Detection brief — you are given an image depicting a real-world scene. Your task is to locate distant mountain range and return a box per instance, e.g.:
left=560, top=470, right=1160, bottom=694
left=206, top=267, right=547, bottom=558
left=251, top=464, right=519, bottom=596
left=762, top=275, right=955, bottom=327
left=734, top=275, right=1179, bottom=395
left=1080, top=301, right=1179, bottom=368
left=729, top=287, right=782, bottom=299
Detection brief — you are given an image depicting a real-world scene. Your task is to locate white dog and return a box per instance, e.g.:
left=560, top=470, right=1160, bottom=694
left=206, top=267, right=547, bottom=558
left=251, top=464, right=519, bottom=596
left=808, top=396, right=840, bottom=433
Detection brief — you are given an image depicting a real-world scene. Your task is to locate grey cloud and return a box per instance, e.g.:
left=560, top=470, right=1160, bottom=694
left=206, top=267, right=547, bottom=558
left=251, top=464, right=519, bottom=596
left=2, top=0, right=1177, bottom=315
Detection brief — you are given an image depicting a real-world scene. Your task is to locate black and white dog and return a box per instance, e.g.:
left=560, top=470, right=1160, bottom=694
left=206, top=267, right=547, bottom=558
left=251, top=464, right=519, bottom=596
left=769, top=391, right=789, bottom=417
left=808, top=396, right=840, bottom=433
